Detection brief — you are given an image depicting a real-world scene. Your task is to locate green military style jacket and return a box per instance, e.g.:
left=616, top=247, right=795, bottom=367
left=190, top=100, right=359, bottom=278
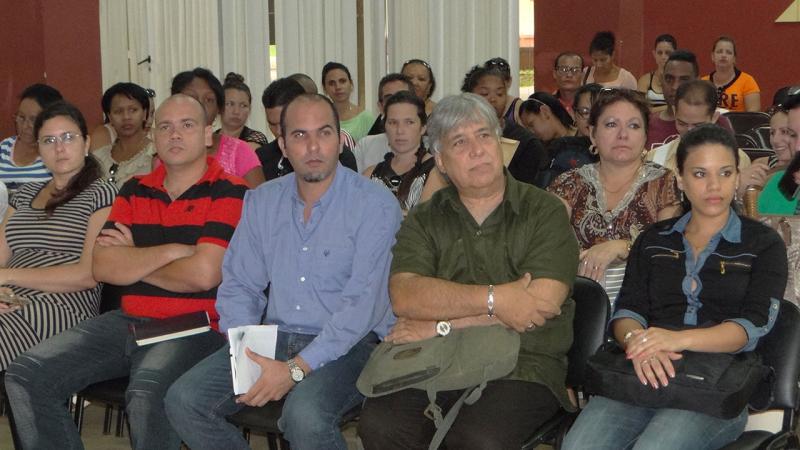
left=391, top=173, right=580, bottom=410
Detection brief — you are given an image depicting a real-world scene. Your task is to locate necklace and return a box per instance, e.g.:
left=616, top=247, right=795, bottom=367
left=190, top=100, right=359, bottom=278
left=600, top=163, right=642, bottom=195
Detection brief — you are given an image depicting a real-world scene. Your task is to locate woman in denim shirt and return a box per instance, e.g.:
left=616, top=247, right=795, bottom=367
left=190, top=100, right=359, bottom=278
left=564, top=124, right=788, bottom=450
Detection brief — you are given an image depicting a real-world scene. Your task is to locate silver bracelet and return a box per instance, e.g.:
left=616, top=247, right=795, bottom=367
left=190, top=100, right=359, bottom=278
left=487, top=284, right=495, bottom=317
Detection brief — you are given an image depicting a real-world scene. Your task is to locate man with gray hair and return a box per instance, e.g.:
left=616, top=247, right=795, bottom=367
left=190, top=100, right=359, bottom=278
left=358, top=93, right=579, bottom=449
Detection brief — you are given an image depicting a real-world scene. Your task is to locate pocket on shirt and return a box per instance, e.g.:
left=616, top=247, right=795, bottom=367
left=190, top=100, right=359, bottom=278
left=313, top=244, right=355, bottom=291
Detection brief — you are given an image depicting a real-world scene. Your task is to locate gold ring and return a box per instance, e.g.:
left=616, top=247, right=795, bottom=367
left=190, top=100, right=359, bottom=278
left=526, top=321, right=535, bottom=330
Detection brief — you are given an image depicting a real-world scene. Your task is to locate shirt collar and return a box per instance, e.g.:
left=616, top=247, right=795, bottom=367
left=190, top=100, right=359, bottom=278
left=138, top=157, right=223, bottom=190
left=289, top=163, right=343, bottom=208
left=438, top=169, right=522, bottom=216
left=661, top=208, right=742, bottom=243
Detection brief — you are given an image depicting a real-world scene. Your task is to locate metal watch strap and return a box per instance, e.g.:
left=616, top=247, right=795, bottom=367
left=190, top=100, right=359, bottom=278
left=487, top=284, right=495, bottom=317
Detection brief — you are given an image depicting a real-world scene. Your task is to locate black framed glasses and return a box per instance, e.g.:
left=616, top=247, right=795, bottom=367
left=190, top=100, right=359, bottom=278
left=108, top=163, right=119, bottom=184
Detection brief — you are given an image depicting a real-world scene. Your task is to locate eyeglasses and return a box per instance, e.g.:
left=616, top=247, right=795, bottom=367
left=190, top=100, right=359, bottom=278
left=574, top=107, right=591, bottom=120
left=13, top=114, right=37, bottom=127
left=38, top=131, right=83, bottom=149
left=555, top=66, right=582, bottom=75
left=108, top=163, right=119, bottom=184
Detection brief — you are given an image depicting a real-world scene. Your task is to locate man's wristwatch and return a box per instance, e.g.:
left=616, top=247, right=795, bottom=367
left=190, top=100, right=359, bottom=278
left=436, top=320, right=452, bottom=337
left=287, top=358, right=305, bottom=383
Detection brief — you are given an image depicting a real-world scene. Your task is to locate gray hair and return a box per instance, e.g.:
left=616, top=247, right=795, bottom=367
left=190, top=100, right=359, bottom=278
left=426, top=93, right=502, bottom=155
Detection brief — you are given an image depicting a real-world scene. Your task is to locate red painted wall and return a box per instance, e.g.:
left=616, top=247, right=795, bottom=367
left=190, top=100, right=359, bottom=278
left=0, top=0, right=102, bottom=138
left=535, top=1, right=800, bottom=107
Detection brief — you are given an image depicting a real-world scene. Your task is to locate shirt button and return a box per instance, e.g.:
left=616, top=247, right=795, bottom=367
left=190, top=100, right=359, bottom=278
left=302, top=246, right=308, bottom=252
left=296, top=305, right=301, bottom=310
left=300, top=276, right=306, bottom=282
left=476, top=230, right=482, bottom=237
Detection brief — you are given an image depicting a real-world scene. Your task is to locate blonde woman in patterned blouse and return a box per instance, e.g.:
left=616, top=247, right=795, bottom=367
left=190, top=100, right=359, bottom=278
left=548, top=89, right=681, bottom=305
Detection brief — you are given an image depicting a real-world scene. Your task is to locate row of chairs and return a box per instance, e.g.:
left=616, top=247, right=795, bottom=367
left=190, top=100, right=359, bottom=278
left=4, top=277, right=800, bottom=449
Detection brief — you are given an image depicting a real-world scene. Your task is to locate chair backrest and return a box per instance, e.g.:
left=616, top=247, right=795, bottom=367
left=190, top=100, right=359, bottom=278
left=566, top=276, right=610, bottom=387
left=724, top=111, right=771, bottom=135
left=736, top=133, right=759, bottom=150
left=751, top=299, right=800, bottom=412
left=98, top=283, right=124, bottom=314
left=742, top=148, right=776, bottom=162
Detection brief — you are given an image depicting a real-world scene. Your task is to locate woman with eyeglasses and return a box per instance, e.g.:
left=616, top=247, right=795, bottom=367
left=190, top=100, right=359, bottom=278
left=170, top=68, right=265, bottom=188
left=637, top=34, right=677, bottom=112
left=573, top=83, right=604, bottom=137
left=520, top=92, right=597, bottom=187
left=563, top=124, right=787, bottom=450
left=92, top=82, right=155, bottom=189
left=0, top=84, right=62, bottom=194
left=485, top=57, right=522, bottom=126
left=548, top=89, right=681, bottom=306
left=322, top=61, right=375, bottom=142
left=583, top=31, right=638, bottom=90
left=401, top=59, right=437, bottom=116
left=363, top=91, right=435, bottom=213
left=0, top=101, right=117, bottom=371
left=701, top=36, right=761, bottom=112
left=217, top=72, right=268, bottom=150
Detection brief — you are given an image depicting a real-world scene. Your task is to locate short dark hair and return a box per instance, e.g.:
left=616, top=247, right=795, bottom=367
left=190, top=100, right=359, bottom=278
left=484, top=57, right=511, bottom=81
left=19, top=83, right=63, bottom=110
left=321, top=62, right=352, bottom=85
left=572, top=83, right=603, bottom=112
left=590, top=31, right=615, bottom=55
left=521, top=92, right=574, bottom=128
left=279, top=93, right=340, bottom=138
left=100, top=82, right=150, bottom=125
left=675, top=80, right=717, bottom=116
left=33, top=101, right=102, bottom=217
left=588, top=88, right=650, bottom=134
left=461, top=65, right=505, bottom=93
left=170, top=67, right=224, bottom=111
left=676, top=123, right=739, bottom=175
left=553, top=52, right=584, bottom=69
left=383, top=90, right=427, bottom=126
left=378, top=73, right=414, bottom=100
left=401, top=59, right=436, bottom=98
left=666, top=50, right=699, bottom=78
left=712, top=35, right=737, bottom=56
left=222, top=72, right=251, bottom=104
left=654, top=34, right=677, bottom=49
left=261, top=78, right=305, bottom=110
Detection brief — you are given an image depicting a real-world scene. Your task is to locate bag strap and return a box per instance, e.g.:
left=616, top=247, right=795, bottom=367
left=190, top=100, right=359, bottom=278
left=425, top=367, right=493, bottom=450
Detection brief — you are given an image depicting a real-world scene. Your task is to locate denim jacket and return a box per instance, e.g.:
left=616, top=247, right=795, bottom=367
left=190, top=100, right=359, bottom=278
left=612, top=210, right=788, bottom=351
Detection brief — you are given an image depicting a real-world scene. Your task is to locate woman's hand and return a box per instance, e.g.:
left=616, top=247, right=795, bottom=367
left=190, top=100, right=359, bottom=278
left=633, top=350, right=683, bottom=389
left=0, top=286, right=21, bottom=315
left=625, top=327, right=689, bottom=360
left=578, top=240, right=628, bottom=282
left=385, top=318, right=437, bottom=344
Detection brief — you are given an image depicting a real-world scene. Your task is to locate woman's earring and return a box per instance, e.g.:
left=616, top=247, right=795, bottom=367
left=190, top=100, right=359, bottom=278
left=680, top=190, right=685, bottom=203
left=589, top=144, right=598, bottom=156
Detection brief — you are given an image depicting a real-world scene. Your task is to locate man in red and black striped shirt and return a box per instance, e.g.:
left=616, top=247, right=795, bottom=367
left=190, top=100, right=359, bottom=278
left=5, top=94, right=247, bottom=450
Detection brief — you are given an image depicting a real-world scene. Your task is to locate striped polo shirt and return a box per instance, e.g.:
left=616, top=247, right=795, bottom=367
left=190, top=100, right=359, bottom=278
left=0, top=136, right=52, bottom=194
left=105, top=157, right=247, bottom=330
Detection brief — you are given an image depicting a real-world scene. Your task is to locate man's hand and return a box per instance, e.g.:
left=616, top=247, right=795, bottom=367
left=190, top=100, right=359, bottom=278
left=385, top=317, right=437, bottom=344
left=96, top=222, right=135, bottom=247
left=235, top=348, right=296, bottom=407
left=493, top=273, right=562, bottom=332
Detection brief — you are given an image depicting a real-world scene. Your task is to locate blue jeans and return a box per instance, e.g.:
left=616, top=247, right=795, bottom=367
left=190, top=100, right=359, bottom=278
left=4, top=310, right=225, bottom=450
left=562, top=396, right=748, bottom=450
left=165, top=330, right=377, bottom=450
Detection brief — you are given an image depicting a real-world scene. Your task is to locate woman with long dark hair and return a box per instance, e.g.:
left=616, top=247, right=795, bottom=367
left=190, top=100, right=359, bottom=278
left=0, top=101, right=116, bottom=370
left=364, top=91, right=435, bottom=212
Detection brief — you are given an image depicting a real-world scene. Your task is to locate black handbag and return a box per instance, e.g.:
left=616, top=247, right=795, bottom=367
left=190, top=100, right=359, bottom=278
left=585, top=342, right=772, bottom=419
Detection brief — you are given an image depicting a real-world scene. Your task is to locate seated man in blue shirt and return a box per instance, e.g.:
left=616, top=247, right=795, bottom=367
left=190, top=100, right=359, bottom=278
left=165, top=93, right=402, bottom=450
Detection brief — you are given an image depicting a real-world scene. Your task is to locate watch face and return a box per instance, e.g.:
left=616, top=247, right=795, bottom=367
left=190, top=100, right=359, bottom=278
left=290, top=366, right=304, bottom=382
left=436, top=321, right=451, bottom=336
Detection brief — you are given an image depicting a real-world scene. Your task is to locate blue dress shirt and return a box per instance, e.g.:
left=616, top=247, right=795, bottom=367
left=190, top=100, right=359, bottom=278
left=217, top=164, right=402, bottom=370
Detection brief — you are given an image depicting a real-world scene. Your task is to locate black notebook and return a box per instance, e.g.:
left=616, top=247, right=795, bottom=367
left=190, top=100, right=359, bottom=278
left=130, top=311, right=211, bottom=346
